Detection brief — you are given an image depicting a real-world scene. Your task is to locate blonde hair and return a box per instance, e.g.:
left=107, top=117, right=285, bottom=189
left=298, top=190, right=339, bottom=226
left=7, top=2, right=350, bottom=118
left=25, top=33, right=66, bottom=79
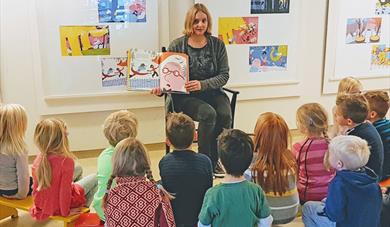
left=183, top=3, right=212, bottom=36
left=34, top=118, right=75, bottom=190
left=296, top=103, right=329, bottom=139
left=337, top=76, right=363, bottom=95
left=103, top=138, right=174, bottom=206
left=252, top=112, right=297, bottom=196
left=327, top=135, right=370, bottom=170
left=0, top=104, right=28, bottom=156
left=103, top=110, right=138, bottom=146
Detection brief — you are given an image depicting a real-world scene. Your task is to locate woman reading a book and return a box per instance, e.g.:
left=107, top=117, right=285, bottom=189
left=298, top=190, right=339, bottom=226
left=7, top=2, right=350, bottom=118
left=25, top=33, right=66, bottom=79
left=152, top=3, right=231, bottom=177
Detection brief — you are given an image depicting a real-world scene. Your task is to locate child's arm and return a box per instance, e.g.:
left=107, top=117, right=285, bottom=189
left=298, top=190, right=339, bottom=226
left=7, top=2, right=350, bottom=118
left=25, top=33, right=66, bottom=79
left=198, top=190, right=215, bottom=227
left=257, top=215, right=273, bottom=227
left=91, top=153, right=113, bottom=220
left=58, top=158, right=75, bottom=217
left=256, top=187, right=272, bottom=227
left=324, top=179, right=346, bottom=222
left=5, top=154, right=30, bottom=199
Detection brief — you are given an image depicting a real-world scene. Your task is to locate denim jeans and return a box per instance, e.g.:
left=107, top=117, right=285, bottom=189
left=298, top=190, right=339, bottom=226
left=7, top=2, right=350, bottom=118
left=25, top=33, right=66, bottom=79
left=302, top=201, right=336, bottom=227
left=172, top=90, right=232, bottom=170
left=76, top=174, right=98, bottom=207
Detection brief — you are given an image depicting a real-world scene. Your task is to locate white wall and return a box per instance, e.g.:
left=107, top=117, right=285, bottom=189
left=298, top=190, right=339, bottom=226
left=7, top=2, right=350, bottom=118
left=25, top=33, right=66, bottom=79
left=1, top=0, right=382, bottom=155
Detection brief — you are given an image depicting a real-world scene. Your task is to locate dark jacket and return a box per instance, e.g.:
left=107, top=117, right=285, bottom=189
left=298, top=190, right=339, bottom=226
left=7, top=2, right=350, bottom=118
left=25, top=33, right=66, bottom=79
left=347, top=122, right=384, bottom=179
left=325, top=168, right=382, bottom=227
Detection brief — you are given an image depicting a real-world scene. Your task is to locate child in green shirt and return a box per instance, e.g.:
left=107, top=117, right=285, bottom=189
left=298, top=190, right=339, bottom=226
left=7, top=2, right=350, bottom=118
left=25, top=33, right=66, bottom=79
left=91, top=110, right=138, bottom=221
left=198, top=129, right=273, bottom=227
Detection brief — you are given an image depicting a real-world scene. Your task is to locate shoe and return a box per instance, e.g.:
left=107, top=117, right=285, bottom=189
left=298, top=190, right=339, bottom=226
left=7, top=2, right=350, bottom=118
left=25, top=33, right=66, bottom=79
left=213, top=160, right=226, bottom=178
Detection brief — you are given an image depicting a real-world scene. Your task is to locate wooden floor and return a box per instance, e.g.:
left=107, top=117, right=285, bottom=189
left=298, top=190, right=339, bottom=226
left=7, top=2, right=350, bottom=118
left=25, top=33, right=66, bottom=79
left=0, top=131, right=305, bottom=226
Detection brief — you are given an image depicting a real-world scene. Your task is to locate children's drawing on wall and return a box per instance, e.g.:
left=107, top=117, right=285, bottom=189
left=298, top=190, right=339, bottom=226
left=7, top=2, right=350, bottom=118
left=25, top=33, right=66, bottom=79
left=125, top=0, right=146, bottom=22
left=371, top=44, right=390, bottom=69
left=60, top=26, right=110, bottom=56
left=249, top=45, right=288, bottom=72
left=101, top=57, right=128, bottom=88
left=98, top=0, right=146, bottom=23
left=218, top=17, right=258, bottom=45
left=127, top=49, right=160, bottom=90
left=250, top=0, right=289, bottom=14
left=375, top=0, right=390, bottom=15
left=345, top=18, right=382, bottom=44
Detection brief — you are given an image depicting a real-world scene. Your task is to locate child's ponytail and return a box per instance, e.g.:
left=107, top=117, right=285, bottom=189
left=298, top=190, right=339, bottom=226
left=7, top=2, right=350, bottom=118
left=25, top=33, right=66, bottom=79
left=36, top=153, right=52, bottom=191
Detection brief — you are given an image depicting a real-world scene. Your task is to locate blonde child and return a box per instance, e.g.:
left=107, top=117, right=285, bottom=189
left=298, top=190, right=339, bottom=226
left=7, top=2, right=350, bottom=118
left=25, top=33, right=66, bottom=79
left=103, top=137, right=175, bottom=227
left=302, top=135, right=382, bottom=227
left=329, top=76, right=363, bottom=138
left=0, top=104, right=31, bottom=199
left=245, top=112, right=299, bottom=224
left=364, top=91, right=390, bottom=180
left=292, top=103, right=335, bottom=203
left=91, top=110, right=138, bottom=221
left=30, top=118, right=97, bottom=221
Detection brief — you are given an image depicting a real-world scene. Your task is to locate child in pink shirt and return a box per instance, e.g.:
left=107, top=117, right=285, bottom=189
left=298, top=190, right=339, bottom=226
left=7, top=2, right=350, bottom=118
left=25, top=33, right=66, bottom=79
left=293, top=103, right=335, bottom=203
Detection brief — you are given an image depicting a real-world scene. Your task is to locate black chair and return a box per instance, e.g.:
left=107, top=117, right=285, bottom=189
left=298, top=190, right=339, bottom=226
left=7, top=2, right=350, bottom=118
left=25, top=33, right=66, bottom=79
left=164, top=88, right=239, bottom=154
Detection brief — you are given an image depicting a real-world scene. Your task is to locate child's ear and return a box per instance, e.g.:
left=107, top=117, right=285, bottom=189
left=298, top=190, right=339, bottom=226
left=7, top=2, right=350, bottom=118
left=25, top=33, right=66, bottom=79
left=346, top=118, right=354, bottom=126
left=368, top=111, right=378, bottom=120
left=337, top=160, right=344, bottom=170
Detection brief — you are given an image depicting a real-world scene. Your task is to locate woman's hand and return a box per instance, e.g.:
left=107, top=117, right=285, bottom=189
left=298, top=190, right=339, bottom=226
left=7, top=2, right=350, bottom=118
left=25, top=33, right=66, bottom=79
left=185, top=80, right=201, bottom=92
left=150, top=88, right=162, bottom=96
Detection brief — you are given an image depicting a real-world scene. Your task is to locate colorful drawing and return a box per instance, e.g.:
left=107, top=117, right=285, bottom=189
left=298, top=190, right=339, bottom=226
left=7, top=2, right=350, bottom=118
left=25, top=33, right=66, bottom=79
left=345, top=18, right=382, bottom=44
left=60, top=26, right=110, bottom=56
left=127, top=49, right=188, bottom=93
left=375, top=0, right=390, bottom=15
left=98, top=0, right=146, bottom=22
left=250, top=0, right=289, bottom=14
left=159, top=54, right=187, bottom=93
left=249, top=45, right=288, bottom=72
left=218, top=17, right=258, bottom=45
left=101, top=57, right=128, bottom=87
left=371, top=45, right=390, bottom=69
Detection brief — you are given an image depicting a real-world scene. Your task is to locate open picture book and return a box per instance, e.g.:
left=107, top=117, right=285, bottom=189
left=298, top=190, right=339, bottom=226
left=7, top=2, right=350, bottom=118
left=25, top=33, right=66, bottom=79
left=127, top=48, right=189, bottom=94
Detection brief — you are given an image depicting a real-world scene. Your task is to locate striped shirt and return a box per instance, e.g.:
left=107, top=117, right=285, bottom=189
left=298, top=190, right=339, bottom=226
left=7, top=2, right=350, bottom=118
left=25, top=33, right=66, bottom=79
left=244, top=169, right=299, bottom=225
left=292, top=138, right=335, bottom=202
left=373, top=118, right=390, bottom=180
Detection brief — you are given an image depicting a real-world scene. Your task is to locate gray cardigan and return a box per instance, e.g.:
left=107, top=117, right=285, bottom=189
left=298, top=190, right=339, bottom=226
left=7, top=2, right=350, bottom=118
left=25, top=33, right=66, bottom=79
left=168, top=35, right=229, bottom=91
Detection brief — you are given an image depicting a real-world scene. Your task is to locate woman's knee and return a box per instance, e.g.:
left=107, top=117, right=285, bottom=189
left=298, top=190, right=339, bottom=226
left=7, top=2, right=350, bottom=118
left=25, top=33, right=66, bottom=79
left=198, top=106, right=217, bottom=124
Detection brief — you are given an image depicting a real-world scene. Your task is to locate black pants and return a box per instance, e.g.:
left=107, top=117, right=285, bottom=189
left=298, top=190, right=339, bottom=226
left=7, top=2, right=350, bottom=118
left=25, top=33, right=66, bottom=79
left=172, top=90, right=232, bottom=169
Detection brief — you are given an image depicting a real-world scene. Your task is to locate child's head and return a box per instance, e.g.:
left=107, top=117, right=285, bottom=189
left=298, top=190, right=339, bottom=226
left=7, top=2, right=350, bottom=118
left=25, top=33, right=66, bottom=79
left=0, top=104, right=28, bottom=156
left=34, top=118, right=74, bottom=190
left=166, top=112, right=195, bottom=150
left=335, top=94, right=368, bottom=126
left=252, top=112, right=296, bottom=195
left=296, top=103, right=328, bottom=138
left=254, top=112, right=290, bottom=154
left=337, top=76, right=363, bottom=95
left=103, top=110, right=138, bottom=147
left=364, top=91, right=390, bottom=122
left=111, top=137, right=152, bottom=179
left=217, top=129, right=253, bottom=177
left=326, top=135, right=370, bottom=171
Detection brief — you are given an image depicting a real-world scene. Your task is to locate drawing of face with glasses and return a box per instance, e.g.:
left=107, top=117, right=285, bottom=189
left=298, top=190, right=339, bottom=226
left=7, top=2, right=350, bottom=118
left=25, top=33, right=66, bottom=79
left=162, top=66, right=185, bottom=80
left=161, top=62, right=186, bottom=92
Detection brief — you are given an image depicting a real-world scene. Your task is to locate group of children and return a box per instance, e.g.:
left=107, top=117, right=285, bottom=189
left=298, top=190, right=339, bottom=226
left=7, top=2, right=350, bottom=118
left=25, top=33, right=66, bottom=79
left=0, top=76, right=389, bottom=227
